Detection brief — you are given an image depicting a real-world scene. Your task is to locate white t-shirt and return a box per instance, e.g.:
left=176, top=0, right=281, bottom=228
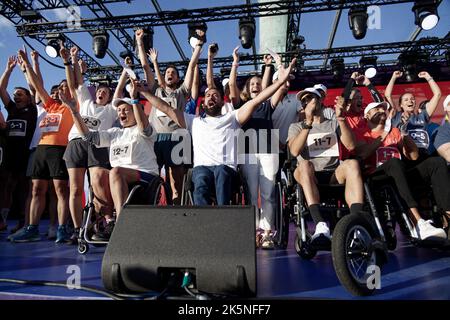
left=29, top=103, right=46, bottom=150
left=184, top=104, right=240, bottom=170
left=272, top=94, right=299, bottom=144
left=68, top=84, right=117, bottom=141
left=96, top=125, right=159, bottom=175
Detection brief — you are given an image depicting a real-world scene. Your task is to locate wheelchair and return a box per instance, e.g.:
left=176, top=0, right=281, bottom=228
left=77, top=175, right=172, bottom=255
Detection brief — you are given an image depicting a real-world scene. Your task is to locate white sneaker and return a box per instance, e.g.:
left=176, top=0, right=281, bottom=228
left=47, top=225, right=57, bottom=240
left=416, top=219, right=446, bottom=240
left=312, top=222, right=331, bottom=241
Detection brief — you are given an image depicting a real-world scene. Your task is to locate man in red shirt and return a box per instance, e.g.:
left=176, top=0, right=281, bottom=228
left=355, top=101, right=448, bottom=240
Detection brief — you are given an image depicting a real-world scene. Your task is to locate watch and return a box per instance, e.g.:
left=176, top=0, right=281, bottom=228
left=301, top=121, right=313, bottom=130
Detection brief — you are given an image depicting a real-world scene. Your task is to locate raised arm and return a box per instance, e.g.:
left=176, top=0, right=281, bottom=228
left=113, top=68, right=128, bottom=100
left=335, top=100, right=356, bottom=151
left=229, top=46, right=240, bottom=106
left=206, top=44, right=217, bottom=89
left=128, top=79, right=150, bottom=132
left=182, top=42, right=203, bottom=92
left=59, top=45, right=77, bottom=99
left=59, top=87, right=88, bottom=136
left=70, top=46, right=83, bottom=87
left=270, top=52, right=285, bottom=107
left=418, top=71, right=441, bottom=117
left=237, top=58, right=296, bottom=126
left=288, top=98, right=316, bottom=157
left=18, top=49, right=51, bottom=105
left=362, top=76, right=383, bottom=103
left=148, top=48, right=164, bottom=87
left=191, top=64, right=200, bottom=101
left=385, top=71, right=402, bottom=112
left=135, top=29, right=155, bottom=89
left=0, top=56, right=16, bottom=106
left=261, top=54, right=273, bottom=90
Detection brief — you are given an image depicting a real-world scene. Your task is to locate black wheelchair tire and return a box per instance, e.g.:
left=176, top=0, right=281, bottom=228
left=294, top=229, right=317, bottom=260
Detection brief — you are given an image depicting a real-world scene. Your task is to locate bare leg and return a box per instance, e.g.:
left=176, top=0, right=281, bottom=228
left=293, top=160, right=320, bottom=205
left=89, top=166, right=114, bottom=219
left=168, top=166, right=185, bottom=205
left=29, top=179, right=49, bottom=226
left=333, top=159, right=364, bottom=206
left=68, top=168, right=86, bottom=228
left=52, top=179, right=70, bottom=226
left=109, top=167, right=140, bottom=217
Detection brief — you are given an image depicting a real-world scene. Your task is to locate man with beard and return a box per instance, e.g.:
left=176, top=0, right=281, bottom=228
left=137, top=59, right=297, bottom=206
left=355, top=102, right=448, bottom=240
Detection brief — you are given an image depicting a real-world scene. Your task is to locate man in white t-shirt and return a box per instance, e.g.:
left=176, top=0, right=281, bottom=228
left=136, top=59, right=297, bottom=205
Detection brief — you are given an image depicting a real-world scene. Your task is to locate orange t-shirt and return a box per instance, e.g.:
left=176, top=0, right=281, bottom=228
left=38, top=98, right=74, bottom=146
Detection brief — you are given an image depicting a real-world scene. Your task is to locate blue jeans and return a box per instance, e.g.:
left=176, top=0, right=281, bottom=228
left=192, top=165, right=236, bottom=205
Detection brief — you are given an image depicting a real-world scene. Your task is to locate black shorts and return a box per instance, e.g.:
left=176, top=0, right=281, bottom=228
left=315, top=171, right=336, bottom=185
left=63, top=138, right=110, bottom=169
left=3, top=145, right=30, bottom=173
left=154, top=133, right=189, bottom=168
left=31, top=145, right=69, bottom=180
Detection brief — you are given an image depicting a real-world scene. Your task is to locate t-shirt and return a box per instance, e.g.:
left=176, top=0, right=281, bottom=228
left=434, top=122, right=450, bottom=151
left=426, top=122, right=440, bottom=155
left=95, top=125, right=159, bottom=175
left=39, top=97, right=74, bottom=146
left=355, top=127, right=403, bottom=174
left=5, top=100, right=37, bottom=155
left=392, top=111, right=430, bottom=152
left=287, top=119, right=341, bottom=172
left=272, top=95, right=299, bottom=145
left=29, top=104, right=46, bottom=150
left=150, top=83, right=190, bottom=133
left=184, top=105, right=240, bottom=170
left=241, top=99, right=276, bottom=154
left=68, top=84, right=117, bottom=141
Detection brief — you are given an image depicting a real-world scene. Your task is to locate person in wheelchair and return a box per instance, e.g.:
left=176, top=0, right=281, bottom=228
left=287, top=88, right=364, bottom=244
left=354, top=101, right=449, bottom=240
left=60, top=80, right=161, bottom=238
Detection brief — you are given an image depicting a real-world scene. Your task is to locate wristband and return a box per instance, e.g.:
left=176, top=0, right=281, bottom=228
left=130, top=99, right=139, bottom=104
left=426, top=77, right=433, bottom=82
left=64, top=61, right=72, bottom=66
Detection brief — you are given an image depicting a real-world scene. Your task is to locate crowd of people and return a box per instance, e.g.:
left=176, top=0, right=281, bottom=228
left=0, top=29, right=449, bottom=250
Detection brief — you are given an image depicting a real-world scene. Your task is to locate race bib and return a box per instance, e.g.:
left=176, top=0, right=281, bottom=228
left=7, top=119, right=27, bottom=137
left=408, top=129, right=429, bottom=149
left=307, top=132, right=339, bottom=158
left=82, top=116, right=101, bottom=130
left=39, top=113, right=62, bottom=133
left=156, top=97, right=177, bottom=117
left=110, top=143, right=132, bottom=164
left=376, top=146, right=401, bottom=167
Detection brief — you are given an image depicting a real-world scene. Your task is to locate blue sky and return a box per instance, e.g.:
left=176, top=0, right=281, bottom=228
left=1, top=0, right=449, bottom=118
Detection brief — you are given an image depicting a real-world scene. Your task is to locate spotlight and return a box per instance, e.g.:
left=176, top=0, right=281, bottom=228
left=92, top=30, right=109, bottom=59
left=359, top=56, right=378, bottom=79
left=348, top=6, right=368, bottom=40
left=330, top=58, right=345, bottom=79
left=413, top=0, right=439, bottom=30
left=45, top=34, right=65, bottom=58
left=239, top=17, right=256, bottom=49
left=20, top=10, right=42, bottom=21
left=188, top=22, right=207, bottom=48
left=399, top=52, right=418, bottom=82
left=89, top=74, right=112, bottom=86
left=134, top=27, right=153, bottom=56
left=291, top=35, right=305, bottom=51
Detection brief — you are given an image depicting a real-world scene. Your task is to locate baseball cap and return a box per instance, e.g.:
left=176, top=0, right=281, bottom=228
left=112, top=97, right=136, bottom=108
left=222, top=78, right=230, bottom=88
left=443, top=94, right=450, bottom=111
left=296, top=88, right=321, bottom=101
left=313, top=84, right=327, bottom=95
left=364, top=101, right=389, bottom=116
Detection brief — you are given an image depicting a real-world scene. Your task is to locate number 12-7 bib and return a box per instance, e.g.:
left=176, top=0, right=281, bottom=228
left=376, top=146, right=401, bottom=167
left=110, top=143, right=133, bottom=165
left=307, top=132, right=339, bottom=158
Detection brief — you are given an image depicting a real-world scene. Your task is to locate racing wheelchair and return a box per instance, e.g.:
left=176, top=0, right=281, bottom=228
left=77, top=175, right=172, bottom=254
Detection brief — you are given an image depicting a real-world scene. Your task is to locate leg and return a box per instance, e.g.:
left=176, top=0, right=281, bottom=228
left=52, top=179, right=70, bottom=226
left=240, top=154, right=261, bottom=227
left=68, top=168, right=86, bottom=229
left=258, top=153, right=278, bottom=233
left=29, top=179, right=49, bottom=226
left=333, top=159, right=364, bottom=213
left=89, top=166, right=114, bottom=220
left=192, top=166, right=214, bottom=205
left=109, top=167, right=140, bottom=217
left=213, top=165, right=236, bottom=205
left=168, top=166, right=185, bottom=205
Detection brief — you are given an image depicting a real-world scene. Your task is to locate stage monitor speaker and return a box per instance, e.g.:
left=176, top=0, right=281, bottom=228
left=102, top=205, right=256, bottom=297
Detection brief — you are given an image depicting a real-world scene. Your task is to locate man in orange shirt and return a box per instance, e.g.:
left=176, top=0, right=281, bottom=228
left=355, top=101, right=448, bottom=241
left=10, top=48, right=73, bottom=243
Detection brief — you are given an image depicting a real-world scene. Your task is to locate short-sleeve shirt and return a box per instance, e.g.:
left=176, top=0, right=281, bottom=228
left=184, top=105, right=240, bottom=170
left=96, top=125, right=158, bottom=175
left=272, top=96, right=299, bottom=145
left=149, top=84, right=190, bottom=133
left=287, top=119, right=341, bottom=172
left=5, top=100, right=37, bottom=155
left=38, top=97, right=74, bottom=146
left=434, top=122, right=450, bottom=151
left=29, top=104, right=46, bottom=150
left=392, top=111, right=430, bottom=152
left=68, top=84, right=117, bottom=141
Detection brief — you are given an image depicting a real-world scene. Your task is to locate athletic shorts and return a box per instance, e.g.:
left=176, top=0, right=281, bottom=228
left=3, top=145, right=30, bottom=173
left=63, top=138, right=110, bottom=169
left=315, top=171, right=336, bottom=185
left=138, top=171, right=158, bottom=184
left=26, top=148, right=36, bottom=177
left=154, top=133, right=190, bottom=168
left=31, top=145, right=69, bottom=180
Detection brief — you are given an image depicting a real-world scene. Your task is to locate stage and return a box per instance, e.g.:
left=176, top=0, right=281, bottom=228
left=1, top=220, right=450, bottom=300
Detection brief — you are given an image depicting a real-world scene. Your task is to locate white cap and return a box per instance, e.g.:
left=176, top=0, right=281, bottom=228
left=313, top=84, right=327, bottom=95
left=112, top=97, right=136, bottom=108
left=364, top=101, right=389, bottom=117
left=222, top=78, right=230, bottom=88
left=272, top=70, right=295, bottom=82
left=443, top=95, right=450, bottom=111
left=296, top=88, right=321, bottom=101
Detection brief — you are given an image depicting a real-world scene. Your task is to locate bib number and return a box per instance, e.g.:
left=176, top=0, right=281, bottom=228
left=39, top=113, right=62, bottom=133
left=110, top=143, right=132, bottom=164
left=83, top=116, right=101, bottom=130
left=7, top=119, right=27, bottom=137
left=156, top=97, right=176, bottom=117
left=376, top=146, right=401, bottom=167
left=307, top=132, right=339, bottom=158
left=408, top=129, right=429, bottom=149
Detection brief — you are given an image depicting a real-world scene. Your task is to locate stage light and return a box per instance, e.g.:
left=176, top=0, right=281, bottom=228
left=188, top=22, right=207, bottom=48
left=399, top=52, right=418, bottom=82
left=292, top=35, right=305, bottom=50
left=330, top=58, right=345, bottom=79
left=20, top=10, right=42, bottom=21
left=239, top=17, right=256, bottom=49
left=92, top=30, right=109, bottom=59
left=413, top=0, right=439, bottom=30
left=348, top=6, right=368, bottom=40
left=45, top=34, right=65, bottom=58
left=89, top=74, right=112, bottom=86
left=359, top=56, right=378, bottom=79
left=134, top=27, right=153, bottom=56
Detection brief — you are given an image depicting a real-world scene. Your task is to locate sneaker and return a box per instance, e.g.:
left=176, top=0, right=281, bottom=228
left=91, top=221, right=115, bottom=241
left=55, top=225, right=71, bottom=244
left=416, top=219, right=446, bottom=240
left=311, top=222, right=331, bottom=241
left=68, top=228, right=80, bottom=245
left=261, top=234, right=275, bottom=250
left=7, top=226, right=26, bottom=241
left=10, top=225, right=41, bottom=243
left=47, top=225, right=57, bottom=240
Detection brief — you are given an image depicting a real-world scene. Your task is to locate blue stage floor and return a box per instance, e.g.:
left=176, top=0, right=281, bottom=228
left=1, top=220, right=450, bottom=300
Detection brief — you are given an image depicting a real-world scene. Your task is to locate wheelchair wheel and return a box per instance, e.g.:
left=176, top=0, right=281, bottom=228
left=332, top=213, right=382, bottom=296
left=294, top=229, right=317, bottom=259
left=78, top=240, right=89, bottom=255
